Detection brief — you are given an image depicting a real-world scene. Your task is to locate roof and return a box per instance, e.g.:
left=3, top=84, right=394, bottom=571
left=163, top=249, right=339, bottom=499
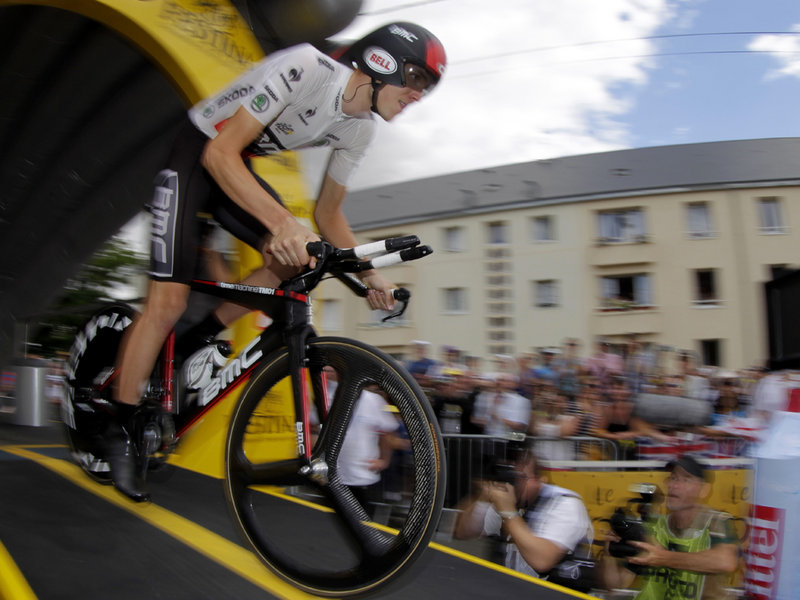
left=344, top=138, right=800, bottom=230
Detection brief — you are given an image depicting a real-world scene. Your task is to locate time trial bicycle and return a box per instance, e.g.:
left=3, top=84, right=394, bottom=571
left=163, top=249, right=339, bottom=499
left=61, top=235, right=446, bottom=597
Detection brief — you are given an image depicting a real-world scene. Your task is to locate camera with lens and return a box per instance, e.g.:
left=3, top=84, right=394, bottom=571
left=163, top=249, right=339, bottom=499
left=607, top=483, right=662, bottom=558
left=490, top=461, right=518, bottom=485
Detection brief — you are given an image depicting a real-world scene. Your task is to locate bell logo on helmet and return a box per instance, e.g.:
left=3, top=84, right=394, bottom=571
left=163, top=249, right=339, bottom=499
left=364, top=47, right=397, bottom=75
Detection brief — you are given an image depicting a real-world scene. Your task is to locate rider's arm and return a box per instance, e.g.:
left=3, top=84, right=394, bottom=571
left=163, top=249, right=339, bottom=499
left=314, top=174, right=395, bottom=310
left=201, top=106, right=319, bottom=267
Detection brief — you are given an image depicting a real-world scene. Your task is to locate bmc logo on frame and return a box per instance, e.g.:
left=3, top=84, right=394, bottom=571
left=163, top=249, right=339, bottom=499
left=745, top=504, right=785, bottom=600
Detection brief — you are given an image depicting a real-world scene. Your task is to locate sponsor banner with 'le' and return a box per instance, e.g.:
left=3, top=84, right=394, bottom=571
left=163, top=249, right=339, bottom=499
left=745, top=504, right=785, bottom=600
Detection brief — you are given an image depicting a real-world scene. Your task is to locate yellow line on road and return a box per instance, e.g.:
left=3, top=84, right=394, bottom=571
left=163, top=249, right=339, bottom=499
left=0, top=536, right=37, bottom=600
left=1, top=445, right=318, bottom=600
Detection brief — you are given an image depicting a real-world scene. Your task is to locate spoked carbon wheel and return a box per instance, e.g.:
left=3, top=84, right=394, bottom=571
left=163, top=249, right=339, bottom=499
left=225, top=337, right=445, bottom=597
left=61, top=303, right=137, bottom=483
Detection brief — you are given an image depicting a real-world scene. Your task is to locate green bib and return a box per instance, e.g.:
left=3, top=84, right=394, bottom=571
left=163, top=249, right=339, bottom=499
left=635, top=514, right=712, bottom=600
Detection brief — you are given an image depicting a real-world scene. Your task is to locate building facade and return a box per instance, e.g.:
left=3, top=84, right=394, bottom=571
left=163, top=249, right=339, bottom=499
left=313, top=139, right=800, bottom=370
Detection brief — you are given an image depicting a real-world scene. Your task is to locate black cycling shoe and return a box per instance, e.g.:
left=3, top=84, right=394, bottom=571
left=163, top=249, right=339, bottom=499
left=104, top=422, right=150, bottom=503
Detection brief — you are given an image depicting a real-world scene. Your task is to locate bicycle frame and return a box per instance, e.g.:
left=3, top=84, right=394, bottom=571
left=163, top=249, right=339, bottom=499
left=154, top=235, right=429, bottom=464
left=159, top=279, right=317, bottom=460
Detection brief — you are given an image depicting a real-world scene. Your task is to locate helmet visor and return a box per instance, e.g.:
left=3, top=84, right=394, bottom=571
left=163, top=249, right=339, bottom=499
left=402, top=62, right=437, bottom=94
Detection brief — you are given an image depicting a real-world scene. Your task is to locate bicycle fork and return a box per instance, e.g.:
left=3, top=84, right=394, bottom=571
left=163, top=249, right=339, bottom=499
left=285, top=327, right=331, bottom=486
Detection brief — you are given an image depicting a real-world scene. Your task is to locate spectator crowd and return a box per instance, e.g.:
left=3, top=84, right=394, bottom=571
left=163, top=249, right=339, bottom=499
left=405, top=336, right=784, bottom=461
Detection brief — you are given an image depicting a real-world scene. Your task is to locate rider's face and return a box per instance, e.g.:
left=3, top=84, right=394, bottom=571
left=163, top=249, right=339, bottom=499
left=376, top=84, right=423, bottom=121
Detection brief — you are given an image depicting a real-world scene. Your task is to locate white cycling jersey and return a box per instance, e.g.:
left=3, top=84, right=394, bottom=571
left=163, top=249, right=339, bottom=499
left=188, top=43, right=376, bottom=186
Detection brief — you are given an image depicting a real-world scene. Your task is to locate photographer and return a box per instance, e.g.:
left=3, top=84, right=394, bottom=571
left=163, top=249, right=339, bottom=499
left=601, top=455, right=739, bottom=599
left=453, top=450, right=594, bottom=588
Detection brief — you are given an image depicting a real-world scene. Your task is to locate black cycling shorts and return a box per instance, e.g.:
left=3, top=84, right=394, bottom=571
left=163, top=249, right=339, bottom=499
left=148, top=118, right=282, bottom=283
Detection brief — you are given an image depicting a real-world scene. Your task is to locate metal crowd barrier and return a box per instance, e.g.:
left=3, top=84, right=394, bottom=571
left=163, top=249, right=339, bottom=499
left=441, top=434, right=619, bottom=507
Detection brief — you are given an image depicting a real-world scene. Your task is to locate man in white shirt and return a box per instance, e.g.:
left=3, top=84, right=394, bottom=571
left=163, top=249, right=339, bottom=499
left=454, top=450, right=594, bottom=583
left=471, top=373, right=530, bottom=437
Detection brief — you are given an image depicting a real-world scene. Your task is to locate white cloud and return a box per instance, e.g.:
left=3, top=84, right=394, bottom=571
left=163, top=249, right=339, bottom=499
left=748, top=25, right=800, bottom=80
left=305, top=0, right=674, bottom=190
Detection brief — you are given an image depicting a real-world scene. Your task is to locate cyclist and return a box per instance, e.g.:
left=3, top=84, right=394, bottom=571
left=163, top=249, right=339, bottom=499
left=108, top=22, right=447, bottom=501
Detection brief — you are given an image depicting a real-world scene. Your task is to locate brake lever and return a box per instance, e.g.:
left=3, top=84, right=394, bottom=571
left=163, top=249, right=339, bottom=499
left=382, top=288, right=410, bottom=322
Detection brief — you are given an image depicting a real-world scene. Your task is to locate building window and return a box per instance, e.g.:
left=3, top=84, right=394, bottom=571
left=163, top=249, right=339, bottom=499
left=442, top=226, right=467, bottom=252
left=488, top=302, right=512, bottom=314
left=693, top=269, right=720, bottom=305
left=597, top=208, right=647, bottom=243
left=488, top=317, right=512, bottom=328
left=600, top=274, right=653, bottom=309
left=488, top=330, right=511, bottom=341
left=758, top=197, right=787, bottom=234
left=686, top=202, right=715, bottom=238
left=531, top=215, right=555, bottom=242
left=486, top=247, right=509, bottom=259
left=533, top=280, right=559, bottom=307
left=442, top=287, right=467, bottom=313
left=486, top=260, right=510, bottom=273
left=486, top=221, right=509, bottom=245
left=487, top=274, right=510, bottom=286
left=487, top=287, right=511, bottom=300
left=699, top=339, right=721, bottom=367
left=320, top=299, right=342, bottom=331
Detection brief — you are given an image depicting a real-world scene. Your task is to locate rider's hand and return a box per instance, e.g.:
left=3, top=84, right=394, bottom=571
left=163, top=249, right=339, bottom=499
left=268, top=218, right=321, bottom=268
left=360, top=272, right=395, bottom=311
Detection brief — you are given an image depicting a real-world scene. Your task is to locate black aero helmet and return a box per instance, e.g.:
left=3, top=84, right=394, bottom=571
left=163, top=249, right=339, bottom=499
left=339, top=22, right=446, bottom=93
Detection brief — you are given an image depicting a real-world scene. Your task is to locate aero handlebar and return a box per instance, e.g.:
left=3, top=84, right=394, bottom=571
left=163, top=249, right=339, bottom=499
left=304, top=237, right=433, bottom=321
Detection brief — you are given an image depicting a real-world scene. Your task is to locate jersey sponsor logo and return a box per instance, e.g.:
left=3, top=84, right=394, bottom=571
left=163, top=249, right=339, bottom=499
left=389, top=24, right=418, bottom=44
left=364, top=47, right=397, bottom=75
left=288, top=67, right=303, bottom=82
left=298, top=108, right=316, bottom=125
left=218, top=85, right=255, bottom=108
left=317, top=56, right=335, bottom=72
left=251, top=93, right=269, bottom=113
left=202, top=104, right=215, bottom=119
left=275, top=122, right=294, bottom=136
left=325, top=133, right=341, bottom=142
left=280, top=67, right=303, bottom=93
left=264, top=85, right=279, bottom=102
left=334, top=90, right=341, bottom=113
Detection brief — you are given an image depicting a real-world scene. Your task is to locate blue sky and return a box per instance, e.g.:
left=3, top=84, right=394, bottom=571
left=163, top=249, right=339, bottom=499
left=308, top=0, right=800, bottom=190
left=624, top=0, right=800, bottom=148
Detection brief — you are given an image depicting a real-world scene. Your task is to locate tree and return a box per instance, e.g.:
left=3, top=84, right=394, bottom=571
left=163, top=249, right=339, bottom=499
left=30, top=235, right=146, bottom=357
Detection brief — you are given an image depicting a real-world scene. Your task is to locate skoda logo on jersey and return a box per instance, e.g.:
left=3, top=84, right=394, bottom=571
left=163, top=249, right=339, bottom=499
left=364, top=47, right=397, bottom=75
left=202, top=104, right=215, bottom=119
left=251, top=94, right=269, bottom=113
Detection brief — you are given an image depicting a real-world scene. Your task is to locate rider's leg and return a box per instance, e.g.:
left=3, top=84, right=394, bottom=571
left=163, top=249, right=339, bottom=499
left=117, top=280, right=190, bottom=404
left=106, top=280, right=190, bottom=502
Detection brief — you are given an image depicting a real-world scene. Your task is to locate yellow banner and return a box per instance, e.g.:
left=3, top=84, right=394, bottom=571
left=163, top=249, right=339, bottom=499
left=546, top=468, right=752, bottom=533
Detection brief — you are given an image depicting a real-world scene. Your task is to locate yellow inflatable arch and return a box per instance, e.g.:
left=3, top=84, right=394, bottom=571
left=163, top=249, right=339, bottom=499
left=1, top=0, right=316, bottom=476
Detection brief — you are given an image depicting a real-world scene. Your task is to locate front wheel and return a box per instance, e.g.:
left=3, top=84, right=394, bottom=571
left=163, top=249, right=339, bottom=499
left=224, top=337, right=445, bottom=597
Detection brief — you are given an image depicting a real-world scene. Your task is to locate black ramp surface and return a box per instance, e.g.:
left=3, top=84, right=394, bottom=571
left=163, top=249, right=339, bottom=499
left=0, top=454, right=276, bottom=600
left=0, top=423, right=591, bottom=600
